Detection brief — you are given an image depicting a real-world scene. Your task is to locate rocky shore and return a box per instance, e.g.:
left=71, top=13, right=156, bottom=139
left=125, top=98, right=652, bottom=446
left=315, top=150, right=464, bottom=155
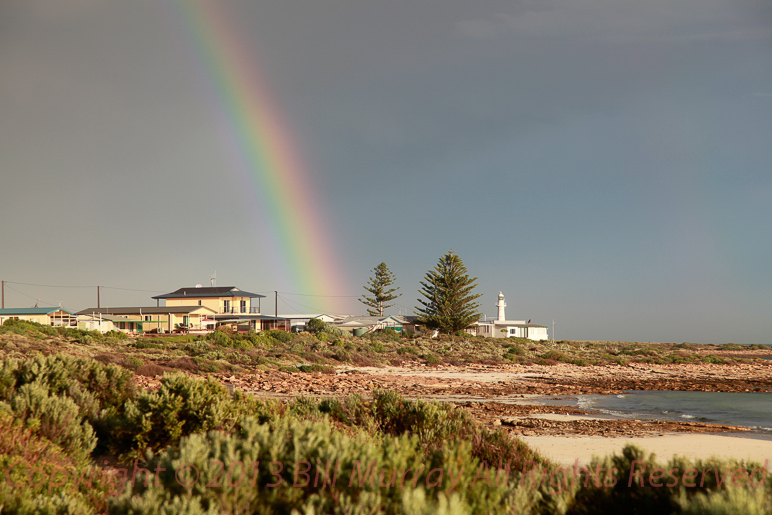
left=126, top=361, right=772, bottom=439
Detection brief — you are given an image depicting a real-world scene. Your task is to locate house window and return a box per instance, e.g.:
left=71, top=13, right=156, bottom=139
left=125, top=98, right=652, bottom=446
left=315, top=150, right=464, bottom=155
left=198, top=300, right=201, bottom=306
left=144, top=315, right=152, bottom=321
left=240, top=300, right=247, bottom=313
left=119, top=322, right=126, bottom=330
left=223, top=300, right=230, bottom=313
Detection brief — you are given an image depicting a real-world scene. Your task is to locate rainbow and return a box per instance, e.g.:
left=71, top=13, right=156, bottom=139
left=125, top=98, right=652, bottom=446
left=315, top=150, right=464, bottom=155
left=169, top=0, right=350, bottom=314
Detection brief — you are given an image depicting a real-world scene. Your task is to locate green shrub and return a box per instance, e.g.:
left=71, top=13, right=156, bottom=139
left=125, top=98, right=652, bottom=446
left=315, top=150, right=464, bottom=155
left=305, top=317, right=326, bottom=334
left=506, top=345, right=526, bottom=356
left=262, top=329, right=293, bottom=343
left=380, top=328, right=401, bottom=340
left=2, top=354, right=135, bottom=413
left=680, top=486, right=772, bottom=514
left=1, top=319, right=59, bottom=337
left=620, top=348, right=660, bottom=357
left=397, top=346, right=419, bottom=355
left=296, top=364, right=335, bottom=374
left=132, top=340, right=164, bottom=350
left=123, top=356, right=144, bottom=370
left=424, top=354, right=442, bottom=366
left=11, top=382, right=97, bottom=462
left=0, top=411, right=112, bottom=514
left=540, top=350, right=570, bottom=363
left=207, top=329, right=236, bottom=347
left=104, top=330, right=129, bottom=340
left=107, top=373, right=243, bottom=458
left=566, top=444, right=770, bottom=515
left=109, top=416, right=515, bottom=515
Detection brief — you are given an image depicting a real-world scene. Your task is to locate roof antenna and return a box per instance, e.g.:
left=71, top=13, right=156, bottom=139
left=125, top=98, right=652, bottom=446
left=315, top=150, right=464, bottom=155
left=210, top=271, right=216, bottom=287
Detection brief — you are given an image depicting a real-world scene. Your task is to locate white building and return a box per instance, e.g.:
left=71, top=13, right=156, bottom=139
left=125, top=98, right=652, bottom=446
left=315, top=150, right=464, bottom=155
left=279, top=314, right=338, bottom=332
left=474, top=292, right=549, bottom=341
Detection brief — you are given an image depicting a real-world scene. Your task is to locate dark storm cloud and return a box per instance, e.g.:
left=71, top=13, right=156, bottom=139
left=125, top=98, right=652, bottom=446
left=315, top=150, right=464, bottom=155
left=1, top=0, right=770, bottom=341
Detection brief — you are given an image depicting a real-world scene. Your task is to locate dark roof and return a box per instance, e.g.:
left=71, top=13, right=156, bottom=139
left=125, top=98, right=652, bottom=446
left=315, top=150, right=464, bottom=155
left=152, top=286, right=264, bottom=300
left=0, top=307, right=75, bottom=316
left=75, top=306, right=216, bottom=316
left=211, top=314, right=290, bottom=321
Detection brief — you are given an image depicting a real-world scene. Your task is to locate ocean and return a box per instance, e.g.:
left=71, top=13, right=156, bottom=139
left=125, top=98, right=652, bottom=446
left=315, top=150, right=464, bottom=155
left=538, top=391, right=772, bottom=435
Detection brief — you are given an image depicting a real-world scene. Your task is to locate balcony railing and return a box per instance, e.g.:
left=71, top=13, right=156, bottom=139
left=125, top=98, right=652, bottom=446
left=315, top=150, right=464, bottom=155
left=221, top=306, right=261, bottom=314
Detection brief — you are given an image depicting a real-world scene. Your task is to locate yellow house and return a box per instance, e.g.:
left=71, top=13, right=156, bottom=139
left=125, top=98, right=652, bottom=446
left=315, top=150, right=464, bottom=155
left=0, top=307, right=76, bottom=327
left=75, top=306, right=216, bottom=333
left=152, top=286, right=265, bottom=314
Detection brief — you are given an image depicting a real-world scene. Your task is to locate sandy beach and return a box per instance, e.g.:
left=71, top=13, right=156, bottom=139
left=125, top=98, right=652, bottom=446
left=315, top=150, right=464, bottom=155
left=521, top=432, right=772, bottom=467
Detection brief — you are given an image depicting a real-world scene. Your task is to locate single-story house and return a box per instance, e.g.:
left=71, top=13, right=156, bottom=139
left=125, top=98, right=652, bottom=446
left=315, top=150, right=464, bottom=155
left=278, top=314, right=339, bottom=331
left=75, top=306, right=217, bottom=333
left=0, top=307, right=77, bottom=327
left=472, top=292, right=549, bottom=340
left=475, top=320, right=549, bottom=340
left=208, top=314, right=290, bottom=332
left=77, top=314, right=142, bottom=334
left=333, top=315, right=420, bottom=334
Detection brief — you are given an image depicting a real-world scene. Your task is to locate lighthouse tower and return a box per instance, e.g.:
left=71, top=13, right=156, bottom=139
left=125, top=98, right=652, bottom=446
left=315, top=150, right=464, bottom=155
left=496, top=292, right=507, bottom=321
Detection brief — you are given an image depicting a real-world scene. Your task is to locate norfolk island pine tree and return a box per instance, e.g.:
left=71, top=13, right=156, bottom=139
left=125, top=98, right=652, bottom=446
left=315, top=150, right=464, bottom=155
left=415, top=250, right=482, bottom=335
left=359, top=262, right=401, bottom=316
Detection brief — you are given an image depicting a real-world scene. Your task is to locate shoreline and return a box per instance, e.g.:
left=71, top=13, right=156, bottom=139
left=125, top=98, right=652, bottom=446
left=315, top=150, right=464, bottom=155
left=129, top=360, right=772, bottom=466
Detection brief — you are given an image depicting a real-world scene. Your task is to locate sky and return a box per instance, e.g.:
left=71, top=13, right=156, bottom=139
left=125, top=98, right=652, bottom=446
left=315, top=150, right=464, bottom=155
left=1, top=0, right=770, bottom=343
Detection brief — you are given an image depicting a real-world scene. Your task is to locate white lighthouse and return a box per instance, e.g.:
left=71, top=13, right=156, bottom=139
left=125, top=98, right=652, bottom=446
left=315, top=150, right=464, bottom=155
left=496, top=292, right=507, bottom=321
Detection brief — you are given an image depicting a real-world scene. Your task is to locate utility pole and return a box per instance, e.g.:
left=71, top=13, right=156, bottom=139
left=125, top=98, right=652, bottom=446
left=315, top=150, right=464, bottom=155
left=552, top=319, right=556, bottom=343
left=97, top=286, right=101, bottom=309
left=1, top=280, right=4, bottom=309
left=275, top=291, right=278, bottom=317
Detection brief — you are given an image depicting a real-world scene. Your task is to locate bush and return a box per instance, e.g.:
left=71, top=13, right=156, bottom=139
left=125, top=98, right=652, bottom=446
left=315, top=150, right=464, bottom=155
left=104, top=330, right=129, bottom=340
left=305, top=317, right=326, bottom=334
left=0, top=410, right=113, bottom=513
left=1, top=318, right=58, bottom=337
left=424, top=354, right=442, bottom=366
left=106, top=373, right=247, bottom=458
left=1, top=354, right=135, bottom=414
left=132, top=340, right=164, bottom=350
left=109, top=416, right=515, bottom=515
left=296, top=364, right=335, bottom=374
left=262, top=329, right=294, bottom=343
left=566, top=444, right=770, bottom=515
left=379, top=328, right=401, bottom=340
left=540, top=350, right=570, bottom=363
left=11, top=382, right=97, bottom=462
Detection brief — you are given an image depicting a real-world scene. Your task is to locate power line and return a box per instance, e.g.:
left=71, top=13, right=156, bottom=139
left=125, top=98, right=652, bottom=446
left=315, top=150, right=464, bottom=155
left=276, top=293, right=348, bottom=315
left=4, top=285, right=57, bottom=307
left=4, top=280, right=165, bottom=293
left=101, top=286, right=166, bottom=293
left=5, top=281, right=93, bottom=289
left=276, top=291, right=359, bottom=298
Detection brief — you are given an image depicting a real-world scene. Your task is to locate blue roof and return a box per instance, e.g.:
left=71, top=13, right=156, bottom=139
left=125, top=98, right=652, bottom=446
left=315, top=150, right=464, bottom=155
left=0, top=307, right=75, bottom=316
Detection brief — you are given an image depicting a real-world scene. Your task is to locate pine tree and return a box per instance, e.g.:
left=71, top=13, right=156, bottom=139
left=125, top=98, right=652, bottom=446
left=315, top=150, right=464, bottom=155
left=415, top=250, right=482, bottom=334
left=359, top=262, right=401, bottom=316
